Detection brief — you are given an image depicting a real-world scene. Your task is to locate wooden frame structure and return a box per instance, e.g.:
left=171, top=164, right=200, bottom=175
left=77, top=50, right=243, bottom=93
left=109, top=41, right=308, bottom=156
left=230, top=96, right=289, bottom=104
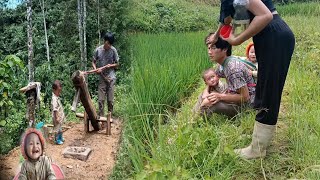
left=72, top=70, right=111, bottom=135
left=76, top=112, right=111, bottom=135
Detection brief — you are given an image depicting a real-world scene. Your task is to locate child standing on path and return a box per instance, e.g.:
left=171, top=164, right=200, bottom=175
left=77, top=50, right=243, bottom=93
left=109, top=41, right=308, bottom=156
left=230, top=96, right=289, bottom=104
left=19, top=128, right=56, bottom=180
left=51, top=80, right=65, bottom=145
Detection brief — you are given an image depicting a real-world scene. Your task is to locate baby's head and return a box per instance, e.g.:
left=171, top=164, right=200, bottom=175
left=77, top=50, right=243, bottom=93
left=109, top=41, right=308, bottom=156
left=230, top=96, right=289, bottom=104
left=202, top=68, right=219, bottom=87
left=21, top=128, right=46, bottom=161
left=246, top=42, right=256, bottom=63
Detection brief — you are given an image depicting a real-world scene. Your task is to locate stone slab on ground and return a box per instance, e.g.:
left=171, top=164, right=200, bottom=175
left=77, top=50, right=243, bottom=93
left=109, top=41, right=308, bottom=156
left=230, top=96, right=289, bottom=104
left=62, top=146, right=92, bottom=161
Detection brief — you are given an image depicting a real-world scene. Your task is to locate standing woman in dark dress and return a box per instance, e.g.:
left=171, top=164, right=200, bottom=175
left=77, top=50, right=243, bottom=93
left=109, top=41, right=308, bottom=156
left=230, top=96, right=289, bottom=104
left=209, top=0, right=295, bottom=159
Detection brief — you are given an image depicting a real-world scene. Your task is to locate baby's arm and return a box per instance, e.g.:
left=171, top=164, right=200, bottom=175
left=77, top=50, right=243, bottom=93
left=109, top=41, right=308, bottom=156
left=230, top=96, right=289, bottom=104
left=201, top=86, right=210, bottom=99
left=200, top=86, right=212, bottom=107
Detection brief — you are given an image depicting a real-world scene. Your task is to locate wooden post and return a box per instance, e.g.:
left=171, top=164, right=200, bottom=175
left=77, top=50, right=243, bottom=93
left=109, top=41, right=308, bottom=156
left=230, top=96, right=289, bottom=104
left=72, top=70, right=100, bottom=131
left=107, top=112, right=111, bottom=135
left=71, top=88, right=80, bottom=112
left=20, top=83, right=38, bottom=128
left=26, top=90, right=36, bottom=127
left=84, top=111, right=89, bottom=133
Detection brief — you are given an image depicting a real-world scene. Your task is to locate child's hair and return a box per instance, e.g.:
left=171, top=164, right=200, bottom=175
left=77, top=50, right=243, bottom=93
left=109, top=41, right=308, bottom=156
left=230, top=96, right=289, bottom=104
left=205, top=32, right=215, bottom=45
left=202, top=68, right=216, bottom=81
left=20, top=128, right=46, bottom=160
left=52, top=80, right=62, bottom=90
left=210, top=37, right=232, bottom=56
left=246, top=42, right=254, bottom=59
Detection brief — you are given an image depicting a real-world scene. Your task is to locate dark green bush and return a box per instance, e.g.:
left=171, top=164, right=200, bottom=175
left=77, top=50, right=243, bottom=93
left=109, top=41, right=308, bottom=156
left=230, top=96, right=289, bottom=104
left=128, top=0, right=218, bottom=33
left=0, top=55, right=27, bottom=154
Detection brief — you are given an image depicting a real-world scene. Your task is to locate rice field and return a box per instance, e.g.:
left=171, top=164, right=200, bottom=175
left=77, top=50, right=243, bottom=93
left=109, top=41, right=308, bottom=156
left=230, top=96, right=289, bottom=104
left=111, top=3, right=320, bottom=179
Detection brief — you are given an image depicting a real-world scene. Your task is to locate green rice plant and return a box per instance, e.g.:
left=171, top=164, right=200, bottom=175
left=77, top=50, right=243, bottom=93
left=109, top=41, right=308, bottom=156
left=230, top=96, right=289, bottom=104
left=124, top=32, right=212, bottom=173
left=128, top=32, right=211, bottom=123
left=124, top=15, right=320, bottom=179
left=281, top=16, right=320, bottom=179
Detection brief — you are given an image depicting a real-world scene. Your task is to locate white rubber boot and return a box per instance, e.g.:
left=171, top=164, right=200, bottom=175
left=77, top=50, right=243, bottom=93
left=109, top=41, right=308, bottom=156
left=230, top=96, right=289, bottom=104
left=234, top=121, right=276, bottom=159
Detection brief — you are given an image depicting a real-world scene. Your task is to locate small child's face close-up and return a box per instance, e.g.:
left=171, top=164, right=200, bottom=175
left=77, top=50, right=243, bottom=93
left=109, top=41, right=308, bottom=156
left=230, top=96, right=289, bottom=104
left=204, top=71, right=219, bottom=87
left=248, top=46, right=256, bottom=63
left=26, top=133, right=42, bottom=160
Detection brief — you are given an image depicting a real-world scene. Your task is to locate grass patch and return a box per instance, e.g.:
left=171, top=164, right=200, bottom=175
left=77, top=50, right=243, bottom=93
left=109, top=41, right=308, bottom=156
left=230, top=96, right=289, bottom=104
left=277, top=2, right=320, bottom=16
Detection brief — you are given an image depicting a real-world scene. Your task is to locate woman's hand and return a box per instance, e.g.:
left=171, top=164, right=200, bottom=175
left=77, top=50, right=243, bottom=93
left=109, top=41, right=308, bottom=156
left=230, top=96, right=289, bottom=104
left=224, top=16, right=232, bottom=25
left=221, top=27, right=243, bottom=46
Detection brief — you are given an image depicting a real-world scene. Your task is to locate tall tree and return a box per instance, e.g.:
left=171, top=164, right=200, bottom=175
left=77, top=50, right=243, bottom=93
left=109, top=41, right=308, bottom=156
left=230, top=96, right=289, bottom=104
left=83, top=0, right=87, bottom=71
left=26, top=0, right=37, bottom=128
left=27, top=0, right=34, bottom=82
left=40, top=0, right=50, bottom=69
left=97, top=0, right=100, bottom=44
left=77, top=0, right=87, bottom=71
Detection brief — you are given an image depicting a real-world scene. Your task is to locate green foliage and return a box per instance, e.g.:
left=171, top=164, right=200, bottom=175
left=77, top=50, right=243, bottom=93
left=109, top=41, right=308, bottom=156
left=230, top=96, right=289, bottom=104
left=276, top=2, right=320, bottom=16
left=274, top=0, right=318, bottom=5
left=0, top=55, right=27, bottom=154
left=0, top=109, right=27, bottom=154
left=111, top=32, right=211, bottom=178
left=185, top=0, right=220, bottom=6
left=128, top=32, right=210, bottom=129
left=282, top=15, right=320, bottom=179
left=0, top=55, right=25, bottom=124
left=128, top=0, right=218, bottom=33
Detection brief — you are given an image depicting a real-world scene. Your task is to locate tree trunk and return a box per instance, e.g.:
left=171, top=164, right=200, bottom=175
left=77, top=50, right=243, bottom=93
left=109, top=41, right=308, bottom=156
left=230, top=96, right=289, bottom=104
left=71, top=71, right=100, bottom=131
left=27, top=0, right=34, bottom=82
left=77, top=0, right=84, bottom=70
left=40, top=0, right=50, bottom=69
left=26, top=90, right=36, bottom=127
left=97, top=0, right=100, bottom=44
left=83, top=0, right=87, bottom=71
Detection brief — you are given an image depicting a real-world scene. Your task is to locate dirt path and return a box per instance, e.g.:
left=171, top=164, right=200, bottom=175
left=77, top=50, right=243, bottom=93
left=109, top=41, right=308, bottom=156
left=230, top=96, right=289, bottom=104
left=0, top=118, right=123, bottom=180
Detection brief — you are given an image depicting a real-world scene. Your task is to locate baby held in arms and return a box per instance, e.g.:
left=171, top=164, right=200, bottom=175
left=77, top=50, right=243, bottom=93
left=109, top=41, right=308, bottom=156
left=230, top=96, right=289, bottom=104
left=200, top=68, right=227, bottom=107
